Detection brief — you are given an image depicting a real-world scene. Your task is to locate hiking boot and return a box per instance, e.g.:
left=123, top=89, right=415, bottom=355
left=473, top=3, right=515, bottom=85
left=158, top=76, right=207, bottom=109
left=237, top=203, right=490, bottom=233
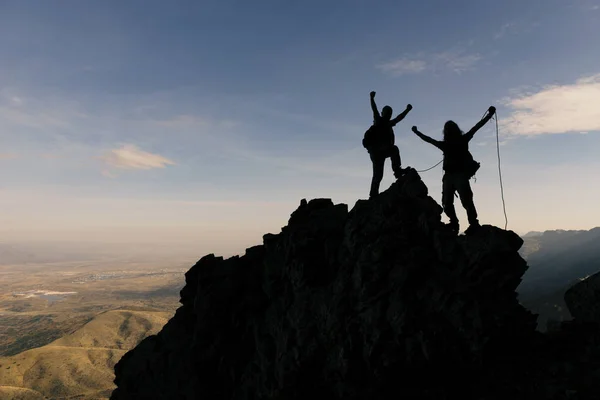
left=448, top=220, right=459, bottom=235
left=465, top=222, right=481, bottom=236
left=394, top=167, right=408, bottom=179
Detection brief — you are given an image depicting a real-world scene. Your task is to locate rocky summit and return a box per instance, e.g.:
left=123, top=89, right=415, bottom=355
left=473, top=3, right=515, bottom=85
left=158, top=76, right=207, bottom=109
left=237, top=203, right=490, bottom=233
left=111, top=169, right=600, bottom=400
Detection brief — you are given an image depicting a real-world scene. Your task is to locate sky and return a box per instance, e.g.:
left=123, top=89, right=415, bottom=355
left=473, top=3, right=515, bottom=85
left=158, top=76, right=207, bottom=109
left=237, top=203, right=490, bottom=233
left=0, top=0, right=599, bottom=256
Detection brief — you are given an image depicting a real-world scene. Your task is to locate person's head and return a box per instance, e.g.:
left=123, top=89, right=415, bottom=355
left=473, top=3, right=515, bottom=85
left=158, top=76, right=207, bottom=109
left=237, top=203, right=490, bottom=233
left=381, top=105, right=393, bottom=120
left=443, top=120, right=463, bottom=141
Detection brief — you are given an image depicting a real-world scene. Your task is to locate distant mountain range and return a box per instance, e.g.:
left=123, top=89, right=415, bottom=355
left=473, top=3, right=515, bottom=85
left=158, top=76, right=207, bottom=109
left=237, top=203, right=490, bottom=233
left=0, top=244, right=40, bottom=265
left=518, top=227, right=600, bottom=330
left=522, top=231, right=543, bottom=238
left=519, top=227, right=600, bottom=296
left=0, top=241, right=204, bottom=266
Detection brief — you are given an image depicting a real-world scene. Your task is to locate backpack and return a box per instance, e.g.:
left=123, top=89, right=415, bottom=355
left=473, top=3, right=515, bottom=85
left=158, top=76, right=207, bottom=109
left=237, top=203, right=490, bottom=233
left=362, top=125, right=377, bottom=149
left=464, top=153, right=480, bottom=179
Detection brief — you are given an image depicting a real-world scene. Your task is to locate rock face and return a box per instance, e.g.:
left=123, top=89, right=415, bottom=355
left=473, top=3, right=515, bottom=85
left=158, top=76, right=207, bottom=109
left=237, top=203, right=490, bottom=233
left=111, top=170, right=600, bottom=400
left=565, top=271, right=600, bottom=323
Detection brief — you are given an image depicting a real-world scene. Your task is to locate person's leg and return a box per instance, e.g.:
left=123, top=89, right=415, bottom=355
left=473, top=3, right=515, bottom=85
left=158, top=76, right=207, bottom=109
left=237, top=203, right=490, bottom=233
left=442, top=173, right=459, bottom=232
left=388, top=145, right=403, bottom=177
left=456, top=175, right=479, bottom=227
left=369, top=153, right=385, bottom=198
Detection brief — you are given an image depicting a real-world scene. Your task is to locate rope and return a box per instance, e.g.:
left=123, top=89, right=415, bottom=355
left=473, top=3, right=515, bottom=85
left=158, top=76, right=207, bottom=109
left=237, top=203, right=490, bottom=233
left=416, top=159, right=443, bottom=173
left=414, top=110, right=490, bottom=174
left=412, top=109, right=509, bottom=231
left=494, top=113, right=508, bottom=230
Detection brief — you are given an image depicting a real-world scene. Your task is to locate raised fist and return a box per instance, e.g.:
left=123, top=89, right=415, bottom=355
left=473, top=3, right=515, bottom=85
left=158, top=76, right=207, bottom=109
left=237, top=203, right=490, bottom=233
left=407, top=104, right=413, bottom=111
left=370, top=91, right=376, bottom=98
left=411, top=126, right=418, bottom=133
left=488, top=106, right=496, bottom=115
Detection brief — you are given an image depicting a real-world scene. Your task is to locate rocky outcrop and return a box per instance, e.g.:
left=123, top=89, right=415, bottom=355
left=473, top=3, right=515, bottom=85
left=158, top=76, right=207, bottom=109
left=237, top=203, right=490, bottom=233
left=565, top=271, right=600, bottom=323
left=111, top=169, right=600, bottom=400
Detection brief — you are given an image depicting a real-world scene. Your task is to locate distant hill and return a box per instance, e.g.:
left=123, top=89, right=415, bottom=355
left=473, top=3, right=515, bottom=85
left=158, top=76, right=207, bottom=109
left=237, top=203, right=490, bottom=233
left=522, top=231, right=543, bottom=238
left=518, top=227, right=600, bottom=330
left=519, top=227, right=600, bottom=298
left=0, top=244, right=40, bottom=265
left=0, top=309, right=170, bottom=400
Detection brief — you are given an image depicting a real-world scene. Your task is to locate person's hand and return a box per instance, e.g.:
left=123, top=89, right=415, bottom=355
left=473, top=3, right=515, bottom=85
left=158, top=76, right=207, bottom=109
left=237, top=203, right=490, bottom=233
left=370, top=91, right=376, bottom=98
left=412, top=126, right=418, bottom=133
left=406, top=104, right=413, bottom=111
left=488, top=106, right=496, bottom=115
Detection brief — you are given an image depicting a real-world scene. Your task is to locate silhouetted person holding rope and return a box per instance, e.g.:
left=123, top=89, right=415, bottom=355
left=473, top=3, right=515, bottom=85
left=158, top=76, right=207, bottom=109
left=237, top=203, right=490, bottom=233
left=411, top=106, right=496, bottom=234
left=362, top=91, right=413, bottom=198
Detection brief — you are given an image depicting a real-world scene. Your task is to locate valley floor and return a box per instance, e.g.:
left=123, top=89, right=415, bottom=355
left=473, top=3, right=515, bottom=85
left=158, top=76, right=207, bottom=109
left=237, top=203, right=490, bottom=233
left=0, top=258, right=187, bottom=399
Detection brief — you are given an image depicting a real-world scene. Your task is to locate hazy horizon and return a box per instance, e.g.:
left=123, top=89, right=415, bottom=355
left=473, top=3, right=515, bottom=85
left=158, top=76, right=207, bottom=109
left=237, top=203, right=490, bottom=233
left=1, top=0, right=599, bottom=254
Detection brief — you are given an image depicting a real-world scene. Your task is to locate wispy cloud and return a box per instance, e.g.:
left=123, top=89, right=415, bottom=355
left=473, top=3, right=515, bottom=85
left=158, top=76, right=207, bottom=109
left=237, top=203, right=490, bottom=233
left=227, top=145, right=370, bottom=179
left=502, top=73, right=600, bottom=135
left=377, top=49, right=481, bottom=76
left=377, top=59, right=427, bottom=76
left=10, top=96, right=24, bottom=106
left=494, top=23, right=517, bottom=39
left=493, top=20, right=542, bottom=40
left=100, top=169, right=119, bottom=179
left=433, top=51, right=481, bottom=73
left=151, top=114, right=212, bottom=129
left=0, top=102, right=80, bottom=130
left=0, top=90, right=88, bottom=148
left=0, top=86, right=246, bottom=160
left=98, top=144, right=175, bottom=174
left=0, top=153, right=18, bottom=160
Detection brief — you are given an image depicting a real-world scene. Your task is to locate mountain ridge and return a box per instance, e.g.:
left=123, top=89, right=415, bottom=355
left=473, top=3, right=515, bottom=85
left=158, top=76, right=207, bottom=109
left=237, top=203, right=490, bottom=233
left=110, top=169, right=600, bottom=399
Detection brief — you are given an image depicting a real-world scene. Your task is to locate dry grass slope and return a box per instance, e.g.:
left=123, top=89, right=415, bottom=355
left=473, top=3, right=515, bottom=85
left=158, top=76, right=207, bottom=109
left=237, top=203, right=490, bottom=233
left=0, top=386, right=45, bottom=400
left=0, top=310, right=170, bottom=400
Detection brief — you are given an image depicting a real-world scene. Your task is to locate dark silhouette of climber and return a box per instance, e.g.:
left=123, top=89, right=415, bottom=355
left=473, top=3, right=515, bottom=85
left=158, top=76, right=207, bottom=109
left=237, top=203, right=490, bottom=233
left=362, top=91, right=413, bottom=198
left=411, top=106, right=496, bottom=235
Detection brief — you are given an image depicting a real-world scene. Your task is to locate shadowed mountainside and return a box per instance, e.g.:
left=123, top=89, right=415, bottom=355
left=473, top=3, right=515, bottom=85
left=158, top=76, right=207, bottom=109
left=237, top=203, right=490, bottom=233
left=518, top=228, right=600, bottom=330
left=519, top=228, right=600, bottom=298
left=111, top=170, right=600, bottom=399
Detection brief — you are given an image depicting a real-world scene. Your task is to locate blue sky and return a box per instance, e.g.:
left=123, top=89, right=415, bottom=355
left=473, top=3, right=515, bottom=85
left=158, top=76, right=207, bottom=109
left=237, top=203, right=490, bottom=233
left=0, top=0, right=599, bottom=255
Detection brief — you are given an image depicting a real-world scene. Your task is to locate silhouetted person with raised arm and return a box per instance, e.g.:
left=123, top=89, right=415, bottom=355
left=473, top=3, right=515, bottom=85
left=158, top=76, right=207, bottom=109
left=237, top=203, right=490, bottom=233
left=411, top=106, right=496, bottom=234
left=363, top=91, right=413, bottom=198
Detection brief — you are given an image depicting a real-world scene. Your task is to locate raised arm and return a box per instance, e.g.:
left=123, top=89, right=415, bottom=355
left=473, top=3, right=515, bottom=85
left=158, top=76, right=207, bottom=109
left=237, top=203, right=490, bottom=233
left=465, top=106, right=496, bottom=141
left=411, top=126, right=443, bottom=150
left=370, top=91, right=381, bottom=121
left=390, top=104, right=413, bottom=126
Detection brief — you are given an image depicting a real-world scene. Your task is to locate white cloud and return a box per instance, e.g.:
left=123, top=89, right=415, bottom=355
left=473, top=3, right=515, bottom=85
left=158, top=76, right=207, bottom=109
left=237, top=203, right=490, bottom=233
left=502, top=73, right=600, bottom=135
left=98, top=144, right=175, bottom=171
left=0, top=153, right=18, bottom=160
left=377, top=49, right=481, bottom=76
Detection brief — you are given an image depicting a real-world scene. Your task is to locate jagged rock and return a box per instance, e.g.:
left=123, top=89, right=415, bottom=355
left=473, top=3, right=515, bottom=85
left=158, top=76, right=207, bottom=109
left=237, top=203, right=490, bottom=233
left=110, top=169, right=600, bottom=400
left=564, top=271, right=600, bottom=323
